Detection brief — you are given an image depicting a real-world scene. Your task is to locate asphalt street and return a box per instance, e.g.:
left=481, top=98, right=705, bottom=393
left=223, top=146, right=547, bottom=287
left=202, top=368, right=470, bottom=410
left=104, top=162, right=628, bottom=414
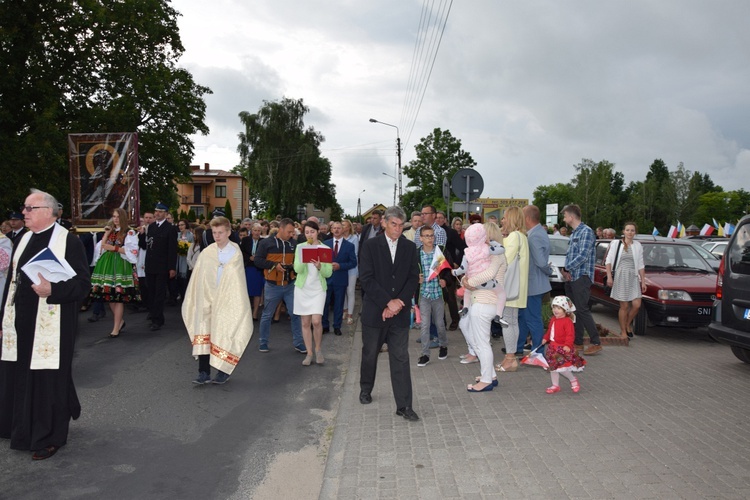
left=0, top=303, right=352, bottom=499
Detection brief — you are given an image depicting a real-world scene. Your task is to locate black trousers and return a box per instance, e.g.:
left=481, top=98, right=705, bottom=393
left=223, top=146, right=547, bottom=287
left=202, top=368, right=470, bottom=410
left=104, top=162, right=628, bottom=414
left=360, top=323, right=413, bottom=409
left=565, top=275, right=601, bottom=345
left=442, top=280, right=460, bottom=324
left=146, top=272, right=169, bottom=326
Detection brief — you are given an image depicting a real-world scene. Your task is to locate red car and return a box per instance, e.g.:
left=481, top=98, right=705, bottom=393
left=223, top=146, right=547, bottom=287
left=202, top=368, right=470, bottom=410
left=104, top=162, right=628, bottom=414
left=589, top=236, right=717, bottom=335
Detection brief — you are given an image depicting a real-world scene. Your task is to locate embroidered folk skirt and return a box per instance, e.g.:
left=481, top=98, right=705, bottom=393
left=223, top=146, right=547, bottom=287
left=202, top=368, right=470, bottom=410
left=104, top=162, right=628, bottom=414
left=90, top=251, right=141, bottom=303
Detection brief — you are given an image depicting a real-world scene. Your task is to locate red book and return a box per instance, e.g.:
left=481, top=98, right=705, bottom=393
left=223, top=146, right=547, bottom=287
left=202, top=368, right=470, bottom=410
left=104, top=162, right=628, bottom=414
left=302, top=245, right=332, bottom=263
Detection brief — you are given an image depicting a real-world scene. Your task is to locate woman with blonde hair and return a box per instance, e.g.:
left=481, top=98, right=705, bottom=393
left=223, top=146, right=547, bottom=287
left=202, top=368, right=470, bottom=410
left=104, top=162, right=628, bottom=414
left=495, top=206, right=529, bottom=372
left=90, top=207, right=140, bottom=338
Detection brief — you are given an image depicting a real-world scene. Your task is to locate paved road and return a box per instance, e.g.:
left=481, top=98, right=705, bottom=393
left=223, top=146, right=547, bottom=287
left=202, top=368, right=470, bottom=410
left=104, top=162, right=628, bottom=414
left=0, top=304, right=352, bottom=499
left=322, top=304, right=750, bottom=499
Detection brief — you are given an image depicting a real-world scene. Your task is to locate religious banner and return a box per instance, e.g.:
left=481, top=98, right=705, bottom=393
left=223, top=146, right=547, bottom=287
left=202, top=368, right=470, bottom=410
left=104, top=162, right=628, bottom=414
left=68, top=133, right=139, bottom=227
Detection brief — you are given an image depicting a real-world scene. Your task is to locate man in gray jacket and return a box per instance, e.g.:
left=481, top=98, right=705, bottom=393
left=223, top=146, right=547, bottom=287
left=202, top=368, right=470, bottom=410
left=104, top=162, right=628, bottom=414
left=517, top=205, right=552, bottom=353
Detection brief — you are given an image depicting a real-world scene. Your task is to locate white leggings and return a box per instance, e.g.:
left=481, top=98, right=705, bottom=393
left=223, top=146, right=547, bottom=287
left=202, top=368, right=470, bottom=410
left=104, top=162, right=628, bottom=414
left=343, top=273, right=357, bottom=315
left=550, top=371, right=577, bottom=387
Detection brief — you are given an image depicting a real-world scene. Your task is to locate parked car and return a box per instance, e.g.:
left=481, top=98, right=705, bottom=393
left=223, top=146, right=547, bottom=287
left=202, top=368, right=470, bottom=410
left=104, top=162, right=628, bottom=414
left=708, top=215, right=750, bottom=364
left=590, top=237, right=717, bottom=335
left=701, top=240, right=729, bottom=259
left=547, top=234, right=569, bottom=291
left=688, top=241, right=721, bottom=271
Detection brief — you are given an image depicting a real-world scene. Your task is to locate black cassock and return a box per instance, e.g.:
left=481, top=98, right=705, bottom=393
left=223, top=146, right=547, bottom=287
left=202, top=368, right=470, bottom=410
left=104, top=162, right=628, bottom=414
left=0, top=225, right=90, bottom=451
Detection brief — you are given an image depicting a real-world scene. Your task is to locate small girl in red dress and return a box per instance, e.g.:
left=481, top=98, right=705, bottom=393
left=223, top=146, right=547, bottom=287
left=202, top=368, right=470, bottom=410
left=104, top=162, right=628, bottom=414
left=542, top=295, right=586, bottom=394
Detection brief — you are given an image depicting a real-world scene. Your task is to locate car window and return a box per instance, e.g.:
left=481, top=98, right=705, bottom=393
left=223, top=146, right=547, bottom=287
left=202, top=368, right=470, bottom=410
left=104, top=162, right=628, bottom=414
left=644, top=243, right=713, bottom=271
left=549, top=238, right=569, bottom=255
left=728, top=223, right=750, bottom=275
left=595, top=241, right=610, bottom=266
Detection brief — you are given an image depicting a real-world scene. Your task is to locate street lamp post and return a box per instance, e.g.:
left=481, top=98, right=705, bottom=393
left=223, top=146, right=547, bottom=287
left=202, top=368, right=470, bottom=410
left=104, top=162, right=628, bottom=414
left=382, top=172, right=397, bottom=206
left=369, top=118, right=402, bottom=205
left=357, top=189, right=365, bottom=222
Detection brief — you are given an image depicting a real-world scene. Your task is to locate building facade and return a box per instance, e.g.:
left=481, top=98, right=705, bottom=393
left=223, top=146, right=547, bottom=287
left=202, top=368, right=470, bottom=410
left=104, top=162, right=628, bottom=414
left=176, top=163, right=248, bottom=220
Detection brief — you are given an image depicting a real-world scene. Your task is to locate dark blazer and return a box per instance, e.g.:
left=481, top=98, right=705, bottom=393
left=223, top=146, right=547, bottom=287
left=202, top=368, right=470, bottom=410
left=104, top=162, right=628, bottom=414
left=8, top=227, right=28, bottom=247
left=139, top=220, right=177, bottom=273
left=358, top=223, right=381, bottom=256
left=359, top=233, right=420, bottom=328
left=441, top=223, right=466, bottom=267
left=324, top=237, right=357, bottom=288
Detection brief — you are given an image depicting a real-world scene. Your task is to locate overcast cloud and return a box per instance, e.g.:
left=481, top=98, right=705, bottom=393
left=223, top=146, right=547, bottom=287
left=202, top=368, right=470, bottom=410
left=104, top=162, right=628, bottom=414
left=174, top=0, right=750, bottom=215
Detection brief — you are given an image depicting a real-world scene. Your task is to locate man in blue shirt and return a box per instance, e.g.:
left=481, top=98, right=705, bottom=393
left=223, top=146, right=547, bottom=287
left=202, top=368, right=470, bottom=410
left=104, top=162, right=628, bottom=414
left=561, top=204, right=603, bottom=355
left=517, top=205, right=552, bottom=353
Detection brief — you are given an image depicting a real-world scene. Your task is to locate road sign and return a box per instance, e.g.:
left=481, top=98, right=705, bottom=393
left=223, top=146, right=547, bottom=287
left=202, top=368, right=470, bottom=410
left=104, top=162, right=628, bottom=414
left=451, top=168, right=484, bottom=201
left=452, top=202, right=483, bottom=213
left=546, top=203, right=558, bottom=216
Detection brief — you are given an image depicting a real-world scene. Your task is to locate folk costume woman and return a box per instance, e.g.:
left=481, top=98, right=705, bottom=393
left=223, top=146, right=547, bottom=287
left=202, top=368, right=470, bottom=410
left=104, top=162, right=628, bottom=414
left=90, top=208, right=140, bottom=338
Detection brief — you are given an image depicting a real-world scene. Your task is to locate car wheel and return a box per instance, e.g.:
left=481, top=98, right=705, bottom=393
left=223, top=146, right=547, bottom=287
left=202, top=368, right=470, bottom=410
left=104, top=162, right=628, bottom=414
left=633, top=307, right=647, bottom=336
left=730, top=346, right=750, bottom=364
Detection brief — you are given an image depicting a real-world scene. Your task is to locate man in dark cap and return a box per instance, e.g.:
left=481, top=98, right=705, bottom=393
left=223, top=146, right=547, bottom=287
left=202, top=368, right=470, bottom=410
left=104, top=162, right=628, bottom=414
left=203, top=208, right=240, bottom=246
left=138, top=203, right=177, bottom=331
left=7, top=212, right=27, bottom=247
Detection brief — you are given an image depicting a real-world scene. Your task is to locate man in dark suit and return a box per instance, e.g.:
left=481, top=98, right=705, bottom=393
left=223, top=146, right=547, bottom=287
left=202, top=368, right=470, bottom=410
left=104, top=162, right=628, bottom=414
left=358, top=209, right=383, bottom=257
left=7, top=212, right=27, bottom=247
left=138, top=202, right=177, bottom=331
left=322, top=221, right=357, bottom=336
left=358, top=206, right=420, bottom=421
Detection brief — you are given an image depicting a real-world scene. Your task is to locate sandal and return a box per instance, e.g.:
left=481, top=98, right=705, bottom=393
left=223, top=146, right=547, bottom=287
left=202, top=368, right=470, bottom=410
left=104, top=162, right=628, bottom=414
left=571, top=379, right=580, bottom=393
left=475, top=376, right=498, bottom=386
left=346, top=315, right=354, bottom=325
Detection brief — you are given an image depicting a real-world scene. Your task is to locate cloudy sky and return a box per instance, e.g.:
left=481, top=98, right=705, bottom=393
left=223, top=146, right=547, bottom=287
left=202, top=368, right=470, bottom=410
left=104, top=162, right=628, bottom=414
left=173, top=0, right=750, bottom=216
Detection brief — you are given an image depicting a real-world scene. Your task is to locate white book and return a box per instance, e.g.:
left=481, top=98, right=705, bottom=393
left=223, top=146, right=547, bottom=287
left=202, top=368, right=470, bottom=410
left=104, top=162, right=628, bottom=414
left=21, top=247, right=77, bottom=285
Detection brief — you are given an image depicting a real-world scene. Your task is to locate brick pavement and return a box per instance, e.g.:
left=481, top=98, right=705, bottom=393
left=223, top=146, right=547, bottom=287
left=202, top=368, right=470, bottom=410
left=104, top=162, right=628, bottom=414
left=321, top=309, right=750, bottom=499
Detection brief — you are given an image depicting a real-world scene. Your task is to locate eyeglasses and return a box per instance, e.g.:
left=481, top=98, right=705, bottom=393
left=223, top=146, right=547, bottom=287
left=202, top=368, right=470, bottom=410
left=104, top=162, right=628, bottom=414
left=21, top=205, right=51, bottom=212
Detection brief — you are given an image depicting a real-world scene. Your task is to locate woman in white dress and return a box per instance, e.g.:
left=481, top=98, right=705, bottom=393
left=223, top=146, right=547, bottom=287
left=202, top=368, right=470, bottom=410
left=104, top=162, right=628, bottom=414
left=293, top=221, right=333, bottom=365
left=605, top=222, right=646, bottom=338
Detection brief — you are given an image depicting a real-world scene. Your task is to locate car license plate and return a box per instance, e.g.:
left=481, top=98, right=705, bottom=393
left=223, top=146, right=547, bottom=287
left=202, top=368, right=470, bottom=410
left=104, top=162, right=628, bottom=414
left=697, top=307, right=712, bottom=316
left=744, top=308, right=750, bottom=320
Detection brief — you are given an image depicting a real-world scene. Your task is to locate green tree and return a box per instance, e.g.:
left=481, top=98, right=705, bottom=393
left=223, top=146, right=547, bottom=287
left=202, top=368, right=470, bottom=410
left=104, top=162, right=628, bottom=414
left=532, top=182, right=575, bottom=227
left=223, top=200, right=233, bottom=222
left=401, top=128, right=476, bottom=214
left=570, top=158, right=619, bottom=228
left=695, top=189, right=750, bottom=225
left=236, top=97, right=339, bottom=218
left=0, top=0, right=210, bottom=215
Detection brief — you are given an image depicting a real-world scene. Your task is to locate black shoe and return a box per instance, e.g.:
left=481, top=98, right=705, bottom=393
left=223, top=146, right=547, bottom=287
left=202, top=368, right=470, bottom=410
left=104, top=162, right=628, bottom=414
left=359, top=392, right=372, bottom=405
left=417, top=355, right=430, bottom=367
left=149, top=323, right=162, bottom=331
left=87, top=314, right=101, bottom=323
left=322, top=327, right=330, bottom=334
left=32, top=445, right=60, bottom=461
left=448, top=321, right=458, bottom=331
left=438, top=346, right=448, bottom=360
left=334, top=328, right=342, bottom=336
left=396, top=407, right=420, bottom=421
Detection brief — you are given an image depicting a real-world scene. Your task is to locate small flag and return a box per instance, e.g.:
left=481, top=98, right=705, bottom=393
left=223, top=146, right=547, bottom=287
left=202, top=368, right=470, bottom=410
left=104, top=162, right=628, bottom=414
left=427, top=245, right=452, bottom=281
left=717, top=224, right=725, bottom=237
left=652, top=227, right=659, bottom=236
left=724, top=222, right=735, bottom=236
left=678, top=221, right=685, bottom=238
left=520, top=347, right=549, bottom=370
left=667, top=225, right=678, bottom=238
left=700, top=224, right=715, bottom=236
left=713, top=218, right=720, bottom=229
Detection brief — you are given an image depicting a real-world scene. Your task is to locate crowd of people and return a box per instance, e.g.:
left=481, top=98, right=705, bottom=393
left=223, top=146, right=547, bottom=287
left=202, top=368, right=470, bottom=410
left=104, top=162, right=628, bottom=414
left=1, top=188, right=645, bottom=460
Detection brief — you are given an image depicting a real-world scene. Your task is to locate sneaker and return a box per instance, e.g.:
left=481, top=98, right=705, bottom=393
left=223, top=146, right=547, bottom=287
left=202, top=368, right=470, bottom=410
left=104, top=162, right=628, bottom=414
left=417, top=355, right=430, bottom=367
left=212, top=372, right=230, bottom=385
left=294, top=345, right=308, bottom=354
left=429, top=339, right=440, bottom=349
left=583, top=344, right=603, bottom=356
left=438, top=346, right=448, bottom=360
left=192, top=372, right=211, bottom=385
left=259, top=344, right=270, bottom=353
